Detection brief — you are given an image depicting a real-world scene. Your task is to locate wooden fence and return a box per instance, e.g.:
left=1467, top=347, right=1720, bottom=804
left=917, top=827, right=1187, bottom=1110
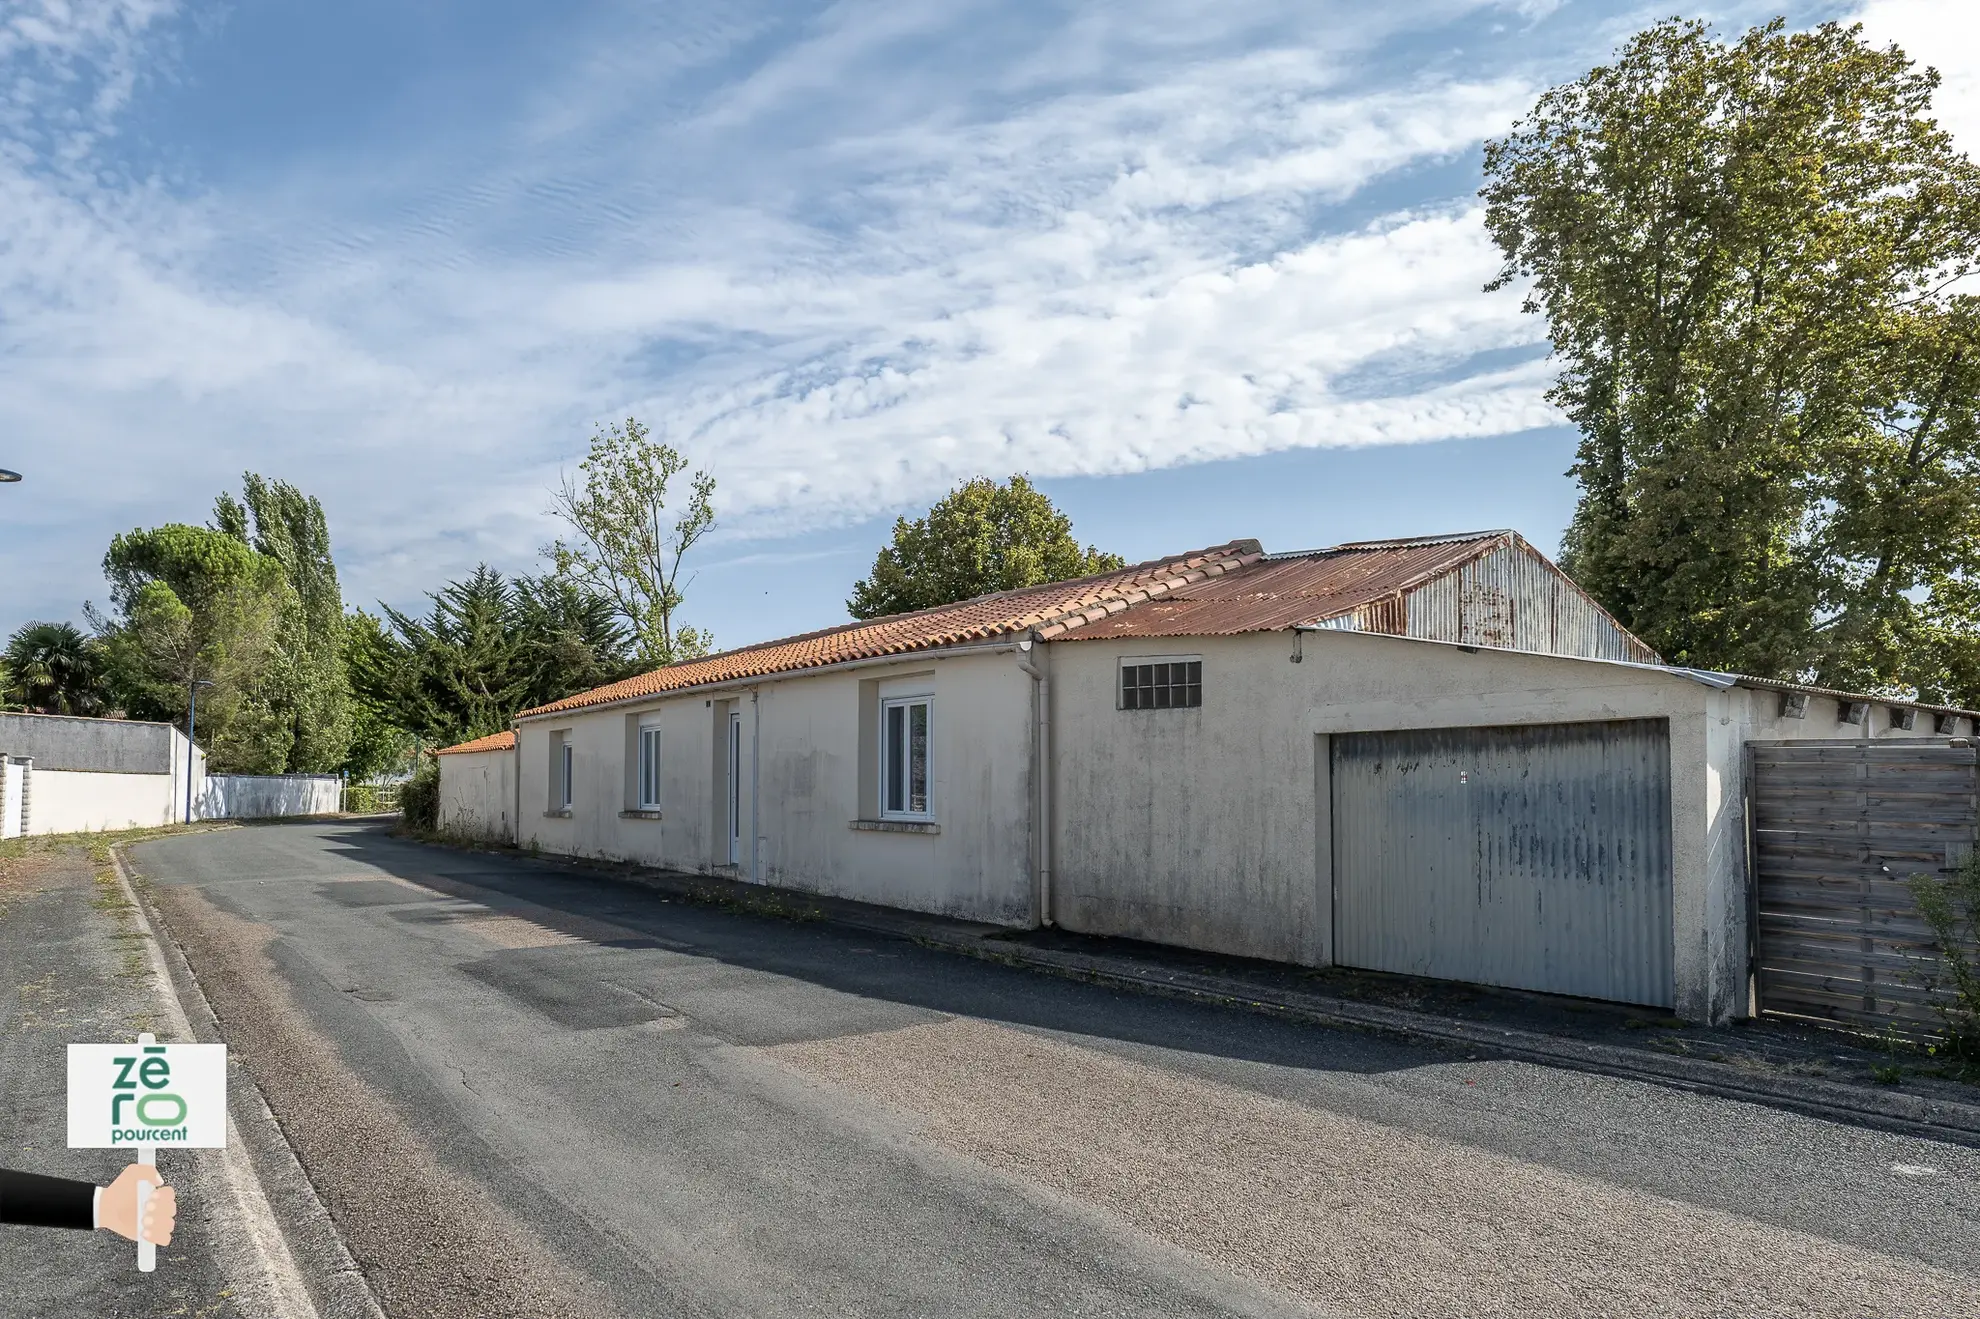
left=1749, top=738, right=1979, bottom=1034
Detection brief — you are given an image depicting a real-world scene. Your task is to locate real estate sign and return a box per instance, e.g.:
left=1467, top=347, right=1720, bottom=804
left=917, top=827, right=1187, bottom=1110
left=66, top=1040, right=227, bottom=1149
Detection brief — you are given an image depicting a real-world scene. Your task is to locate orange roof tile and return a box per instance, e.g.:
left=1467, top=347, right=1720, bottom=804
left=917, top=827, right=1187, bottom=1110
left=519, top=540, right=1264, bottom=718
left=434, top=729, right=517, bottom=756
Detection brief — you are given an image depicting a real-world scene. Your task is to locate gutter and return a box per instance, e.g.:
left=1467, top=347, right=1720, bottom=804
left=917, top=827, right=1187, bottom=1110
left=1014, top=638, right=1053, bottom=927
left=516, top=638, right=1031, bottom=723
left=1287, top=627, right=1980, bottom=722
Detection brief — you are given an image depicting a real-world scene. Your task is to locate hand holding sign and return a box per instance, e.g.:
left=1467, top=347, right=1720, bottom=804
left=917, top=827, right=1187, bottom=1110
left=99, top=1165, right=176, bottom=1247
left=68, top=1033, right=224, bottom=1271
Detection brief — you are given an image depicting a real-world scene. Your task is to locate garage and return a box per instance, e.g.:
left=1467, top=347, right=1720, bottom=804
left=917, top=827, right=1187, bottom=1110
left=1331, top=719, right=1675, bottom=1007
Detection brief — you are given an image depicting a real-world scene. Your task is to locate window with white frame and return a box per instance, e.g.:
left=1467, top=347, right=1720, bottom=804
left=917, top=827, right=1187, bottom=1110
left=879, top=696, right=932, bottom=818
left=560, top=738, right=574, bottom=809
left=637, top=722, right=662, bottom=809
left=1120, top=658, right=1202, bottom=710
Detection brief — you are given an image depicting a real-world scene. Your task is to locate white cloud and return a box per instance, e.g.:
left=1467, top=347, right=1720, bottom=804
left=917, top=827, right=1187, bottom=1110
left=1852, top=0, right=1980, bottom=152
left=1, top=0, right=1577, bottom=635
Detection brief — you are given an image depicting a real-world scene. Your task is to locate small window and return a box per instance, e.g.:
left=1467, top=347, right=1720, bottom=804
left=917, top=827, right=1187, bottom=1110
left=880, top=696, right=932, bottom=818
left=637, top=725, right=662, bottom=809
left=1121, top=659, right=1202, bottom=710
left=560, top=740, right=574, bottom=809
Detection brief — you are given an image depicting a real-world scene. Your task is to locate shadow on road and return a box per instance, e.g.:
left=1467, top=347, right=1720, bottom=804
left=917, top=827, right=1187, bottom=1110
left=310, top=822, right=1447, bottom=1081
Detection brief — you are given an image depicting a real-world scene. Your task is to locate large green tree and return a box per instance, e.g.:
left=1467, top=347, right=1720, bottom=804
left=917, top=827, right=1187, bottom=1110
left=1482, top=18, right=1980, bottom=699
left=848, top=475, right=1127, bottom=619
left=546, top=417, right=716, bottom=669
left=93, top=475, right=353, bottom=773
left=348, top=566, right=636, bottom=750
left=92, top=523, right=294, bottom=772
left=2, top=621, right=106, bottom=715
left=214, top=474, right=353, bottom=771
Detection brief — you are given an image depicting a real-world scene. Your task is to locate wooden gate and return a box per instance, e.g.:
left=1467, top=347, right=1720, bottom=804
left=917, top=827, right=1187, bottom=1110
left=1749, top=739, right=1978, bottom=1033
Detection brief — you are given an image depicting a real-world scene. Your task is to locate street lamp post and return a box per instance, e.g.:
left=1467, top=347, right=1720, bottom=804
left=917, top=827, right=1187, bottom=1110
left=186, top=679, right=215, bottom=824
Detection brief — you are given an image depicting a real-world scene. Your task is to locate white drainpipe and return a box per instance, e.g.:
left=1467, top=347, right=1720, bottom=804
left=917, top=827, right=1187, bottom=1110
left=1015, top=639, right=1053, bottom=927
left=750, top=687, right=762, bottom=885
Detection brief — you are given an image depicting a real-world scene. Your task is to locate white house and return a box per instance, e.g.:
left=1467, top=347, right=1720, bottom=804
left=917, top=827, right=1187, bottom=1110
left=437, top=531, right=1971, bottom=1023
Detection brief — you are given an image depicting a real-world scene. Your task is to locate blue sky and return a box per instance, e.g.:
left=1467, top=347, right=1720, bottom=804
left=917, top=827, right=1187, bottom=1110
left=2, top=0, right=1973, bottom=653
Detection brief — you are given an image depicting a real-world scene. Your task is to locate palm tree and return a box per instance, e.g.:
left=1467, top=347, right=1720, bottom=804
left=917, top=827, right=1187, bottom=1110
left=3, top=621, right=106, bottom=715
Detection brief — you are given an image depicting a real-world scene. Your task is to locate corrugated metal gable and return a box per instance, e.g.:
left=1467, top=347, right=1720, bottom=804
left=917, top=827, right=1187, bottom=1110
left=1399, top=539, right=1657, bottom=664
left=1060, top=530, right=1659, bottom=664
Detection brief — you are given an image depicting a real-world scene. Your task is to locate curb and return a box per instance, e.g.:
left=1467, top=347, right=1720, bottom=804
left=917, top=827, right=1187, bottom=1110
left=115, top=846, right=388, bottom=1319
left=496, top=843, right=1980, bottom=1150
left=920, top=935, right=1980, bottom=1150
left=397, top=831, right=1980, bottom=1150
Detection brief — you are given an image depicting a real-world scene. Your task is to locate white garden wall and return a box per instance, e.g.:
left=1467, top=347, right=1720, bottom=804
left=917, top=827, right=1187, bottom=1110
left=20, top=767, right=180, bottom=833
left=197, top=774, right=342, bottom=820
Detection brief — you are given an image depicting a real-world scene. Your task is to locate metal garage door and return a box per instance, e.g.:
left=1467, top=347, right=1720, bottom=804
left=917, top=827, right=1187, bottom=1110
left=1332, top=720, right=1674, bottom=1007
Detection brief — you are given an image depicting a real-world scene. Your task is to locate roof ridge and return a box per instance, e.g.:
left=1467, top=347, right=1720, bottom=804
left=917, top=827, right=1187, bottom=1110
left=515, top=538, right=1265, bottom=718
left=1033, top=544, right=1266, bottom=640
left=1325, top=529, right=1513, bottom=551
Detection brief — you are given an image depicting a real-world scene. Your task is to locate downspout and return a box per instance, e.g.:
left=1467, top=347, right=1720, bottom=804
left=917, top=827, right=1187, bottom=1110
left=750, top=688, right=762, bottom=885
left=1015, top=638, right=1052, bottom=927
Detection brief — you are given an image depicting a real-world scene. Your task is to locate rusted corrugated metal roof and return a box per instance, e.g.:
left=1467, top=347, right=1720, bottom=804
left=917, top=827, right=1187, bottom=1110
left=519, top=540, right=1265, bottom=718
left=1064, top=531, right=1517, bottom=639
left=1064, top=530, right=1661, bottom=664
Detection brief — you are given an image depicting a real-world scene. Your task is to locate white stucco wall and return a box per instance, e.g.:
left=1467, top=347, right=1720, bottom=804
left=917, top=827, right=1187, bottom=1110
left=197, top=774, right=341, bottom=819
left=438, top=749, right=517, bottom=842
left=1049, top=631, right=1957, bottom=1023
left=516, top=647, right=1037, bottom=924
left=2, top=760, right=24, bottom=838
left=22, top=768, right=180, bottom=834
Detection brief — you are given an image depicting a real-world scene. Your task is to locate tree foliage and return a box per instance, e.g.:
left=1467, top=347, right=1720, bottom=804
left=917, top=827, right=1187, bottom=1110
left=93, top=523, right=294, bottom=772
left=1908, top=853, right=1980, bottom=1073
left=91, top=475, right=353, bottom=774
left=2, top=621, right=106, bottom=715
left=848, top=475, right=1127, bottom=620
left=546, top=417, right=716, bottom=669
left=348, top=566, right=636, bottom=750
left=1482, top=18, right=1980, bottom=699
left=214, top=474, right=352, bottom=771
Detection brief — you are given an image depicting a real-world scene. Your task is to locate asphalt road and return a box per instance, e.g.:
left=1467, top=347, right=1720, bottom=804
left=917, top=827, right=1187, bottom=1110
left=128, top=821, right=1980, bottom=1318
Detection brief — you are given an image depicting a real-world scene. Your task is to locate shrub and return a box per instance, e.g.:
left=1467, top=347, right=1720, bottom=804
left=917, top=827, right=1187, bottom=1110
left=399, top=756, right=440, bottom=832
left=1908, top=852, right=1980, bottom=1074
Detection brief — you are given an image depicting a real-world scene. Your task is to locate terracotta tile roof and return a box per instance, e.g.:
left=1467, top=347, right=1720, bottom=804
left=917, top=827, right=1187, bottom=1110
left=1060, top=531, right=1520, bottom=640
left=519, top=540, right=1265, bottom=719
left=434, top=730, right=517, bottom=756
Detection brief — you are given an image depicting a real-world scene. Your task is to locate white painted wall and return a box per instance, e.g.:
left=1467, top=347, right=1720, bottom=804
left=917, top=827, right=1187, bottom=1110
left=21, top=768, right=180, bottom=833
left=198, top=774, right=341, bottom=819
left=516, top=647, right=1037, bottom=924
left=438, top=749, right=516, bottom=842
left=1046, top=630, right=1952, bottom=1023
left=1, top=760, right=23, bottom=838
